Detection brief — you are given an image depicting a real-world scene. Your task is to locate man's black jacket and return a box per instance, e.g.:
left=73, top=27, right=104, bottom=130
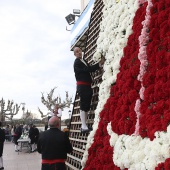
left=0, top=128, right=5, bottom=156
left=37, top=128, right=73, bottom=160
left=74, top=58, right=99, bottom=83
left=29, top=127, right=34, bottom=139
left=0, top=128, right=5, bottom=143
left=15, top=126, right=22, bottom=138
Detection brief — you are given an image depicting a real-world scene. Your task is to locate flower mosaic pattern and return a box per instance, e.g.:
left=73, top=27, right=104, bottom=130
left=81, top=0, right=170, bottom=169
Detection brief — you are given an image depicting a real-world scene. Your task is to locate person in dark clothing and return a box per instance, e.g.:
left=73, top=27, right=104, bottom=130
left=44, top=123, right=48, bottom=131
left=4, top=124, right=11, bottom=141
left=0, top=122, right=5, bottom=170
left=73, top=47, right=105, bottom=133
left=14, top=124, right=23, bottom=152
left=29, top=124, right=36, bottom=152
left=33, top=125, right=39, bottom=151
left=37, top=116, right=73, bottom=170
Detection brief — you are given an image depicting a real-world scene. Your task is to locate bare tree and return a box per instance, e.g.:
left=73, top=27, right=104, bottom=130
left=38, top=87, right=72, bottom=118
left=0, top=98, right=21, bottom=121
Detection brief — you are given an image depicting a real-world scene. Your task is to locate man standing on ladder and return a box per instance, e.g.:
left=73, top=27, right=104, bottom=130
left=73, top=47, right=105, bottom=133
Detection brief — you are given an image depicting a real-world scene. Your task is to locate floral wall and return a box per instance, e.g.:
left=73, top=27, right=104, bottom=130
left=81, top=0, right=170, bottom=169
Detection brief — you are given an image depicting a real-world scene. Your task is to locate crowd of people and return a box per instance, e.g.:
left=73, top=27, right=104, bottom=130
left=1, top=123, right=40, bottom=152
left=2, top=104, right=63, bottom=152
left=0, top=116, right=72, bottom=170
left=0, top=103, right=70, bottom=170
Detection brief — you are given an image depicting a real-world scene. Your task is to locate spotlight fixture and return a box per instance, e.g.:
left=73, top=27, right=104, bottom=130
left=65, top=9, right=81, bottom=25
left=73, top=9, right=81, bottom=15
left=65, top=14, right=76, bottom=25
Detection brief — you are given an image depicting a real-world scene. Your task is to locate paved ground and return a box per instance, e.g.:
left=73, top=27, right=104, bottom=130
left=3, top=141, right=41, bottom=170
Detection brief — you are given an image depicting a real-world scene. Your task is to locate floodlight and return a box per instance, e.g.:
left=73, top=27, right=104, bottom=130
left=65, top=14, right=75, bottom=25
left=73, top=9, right=81, bottom=15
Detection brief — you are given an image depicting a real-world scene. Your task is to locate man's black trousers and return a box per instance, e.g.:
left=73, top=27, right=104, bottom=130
left=42, top=163, right=66, bottom=170
left=77, top=85, right=93, bottom=112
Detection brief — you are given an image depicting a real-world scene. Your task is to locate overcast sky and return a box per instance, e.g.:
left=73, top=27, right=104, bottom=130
left=0, top=0, right=80, bottom=119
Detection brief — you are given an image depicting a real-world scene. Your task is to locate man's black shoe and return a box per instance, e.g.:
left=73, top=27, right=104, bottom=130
left=88, top=127, right=93, bottom=131
left=80, top=128, right=91, bottom=133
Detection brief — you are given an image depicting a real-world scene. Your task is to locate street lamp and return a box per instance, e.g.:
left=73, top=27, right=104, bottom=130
left=21, top=103, right=25, bottom=118
left=68, top=110, right=72, bottom=119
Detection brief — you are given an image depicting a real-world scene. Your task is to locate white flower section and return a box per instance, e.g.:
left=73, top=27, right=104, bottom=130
left=107, top=123, right=170, bottom=170
left=93, top=51, right=102, bottom=62
left=107, top=122, right=119, bottom=147
left=81, top=0, right=140, bottom=168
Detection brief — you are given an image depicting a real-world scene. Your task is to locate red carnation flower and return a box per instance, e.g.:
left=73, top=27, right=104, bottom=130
left=128, top=90, right=139, bottom=103
left=144, top=85, right=155, bottom=103
left=157, top=2, right=165, bottom=12
left=155, top=162, right=165, bottom=169
left=164, top=158, right=170, bottom=169
left=150, top=28, right=160, bottom=40
left=143, top=72, right=155, bottom=88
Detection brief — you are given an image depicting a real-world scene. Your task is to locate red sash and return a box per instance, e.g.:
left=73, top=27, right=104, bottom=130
left=77, top=81, right=91, bottom=86
left=42, top=159, right=65, bottom=164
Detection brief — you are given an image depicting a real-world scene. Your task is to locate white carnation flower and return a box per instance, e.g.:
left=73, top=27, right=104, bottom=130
left=110, top=133, right=118, bottom=146
left=93, top=51, right=102, bottom=62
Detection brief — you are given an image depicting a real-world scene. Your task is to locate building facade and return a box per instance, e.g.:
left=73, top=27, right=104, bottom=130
left=81, top=0, right=90, bottom=11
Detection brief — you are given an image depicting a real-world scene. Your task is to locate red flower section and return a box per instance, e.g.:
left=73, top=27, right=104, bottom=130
left=106, top=51, right=143, bottom=134
left=155, top=158, right=170, bottom=169
left=139, top=0, right=170, bottom=142
left=85, top=121, right=115, bottom=169
left=84, top=3, right=147, bottom=169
